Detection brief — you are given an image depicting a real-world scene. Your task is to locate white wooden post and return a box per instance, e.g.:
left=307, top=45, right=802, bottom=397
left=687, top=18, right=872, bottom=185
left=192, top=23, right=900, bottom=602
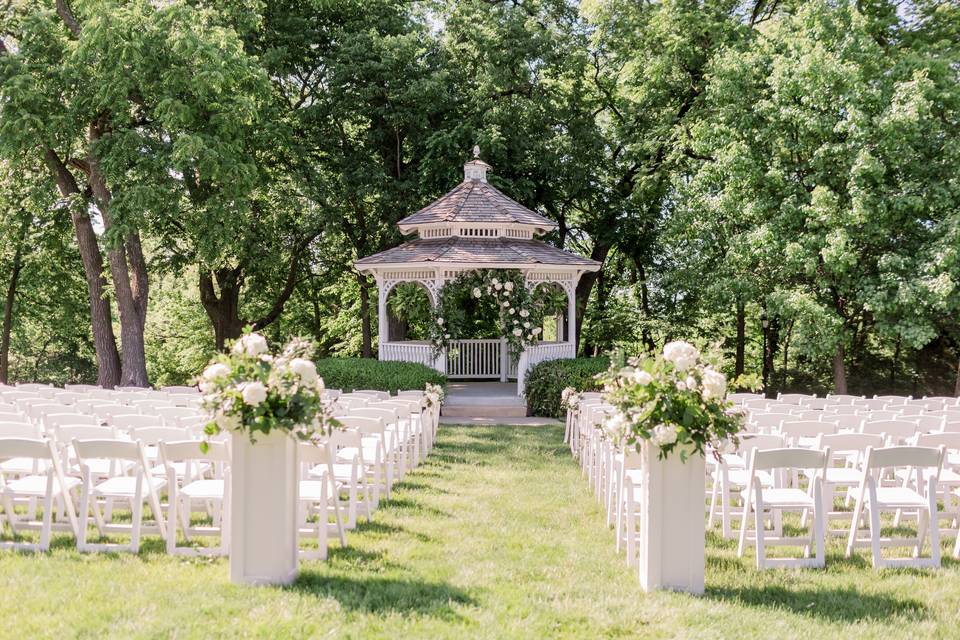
left=230, top=431, right=299, bottom=586
left=567, top=281, right=577, bottom=355
left=637, top=442, right=706, bottom=594
left=377, top=278, right=388, bottom=356
left=499, top=337, right=508, bottom=383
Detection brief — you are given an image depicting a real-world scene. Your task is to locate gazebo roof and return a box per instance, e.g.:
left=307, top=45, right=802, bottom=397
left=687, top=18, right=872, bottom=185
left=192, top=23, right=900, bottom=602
left=397, top=178, right=557, bottom=235
left=355, top=237, right=598, bottom=270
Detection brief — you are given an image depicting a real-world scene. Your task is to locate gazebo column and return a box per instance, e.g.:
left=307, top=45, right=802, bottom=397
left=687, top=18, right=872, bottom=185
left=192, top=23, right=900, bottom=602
left=376, top=276, right=388, bottom=356
left=567, top=279, right=577, bottom=357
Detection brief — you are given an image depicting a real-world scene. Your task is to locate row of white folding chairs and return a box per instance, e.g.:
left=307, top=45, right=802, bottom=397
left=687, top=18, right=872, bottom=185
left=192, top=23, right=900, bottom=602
left=0, top=388, right=201, bottom=410
left=746, top=412, right=960, bottom=436
left=8, top=382, right=199, bottom=396
left=731, top=392, right=959, bottom=409
left=0, top=397, right=206, bottom=429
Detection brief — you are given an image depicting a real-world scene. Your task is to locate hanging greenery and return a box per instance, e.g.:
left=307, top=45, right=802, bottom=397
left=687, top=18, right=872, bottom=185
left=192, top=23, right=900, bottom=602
left=428, top=269, right=556, bottom=360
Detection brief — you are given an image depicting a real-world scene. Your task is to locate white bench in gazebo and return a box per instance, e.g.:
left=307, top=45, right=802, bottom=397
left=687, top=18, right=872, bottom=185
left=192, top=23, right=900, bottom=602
left=355, top=149, right=600, bottom=396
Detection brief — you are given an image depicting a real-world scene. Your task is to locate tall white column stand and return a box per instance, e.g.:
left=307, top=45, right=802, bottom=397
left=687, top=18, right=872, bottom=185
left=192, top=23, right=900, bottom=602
left=230, top=430, right=299, bottom=585
left=637, top=442, right=706, bottom=594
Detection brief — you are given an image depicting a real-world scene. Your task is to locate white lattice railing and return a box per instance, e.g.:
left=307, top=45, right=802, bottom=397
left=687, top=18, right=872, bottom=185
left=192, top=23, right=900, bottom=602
left=446, top=339, right=504, bottom=379
left=380, top=342, right=437, bottom=370
left=516, top=341, right=576, bottom=396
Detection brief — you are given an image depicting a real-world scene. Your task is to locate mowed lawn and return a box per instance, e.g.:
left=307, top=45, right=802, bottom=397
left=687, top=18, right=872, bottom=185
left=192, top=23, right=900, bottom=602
left=2, top=425, right=960, bottom=639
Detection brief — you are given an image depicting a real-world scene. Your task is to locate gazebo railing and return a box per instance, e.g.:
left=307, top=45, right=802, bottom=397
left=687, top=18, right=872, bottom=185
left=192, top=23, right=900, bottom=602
left=381, top=342, right=436, bottom=369
left=516, top=341, right=576, bottom=396
left=446, top=339, right=504, bottom=379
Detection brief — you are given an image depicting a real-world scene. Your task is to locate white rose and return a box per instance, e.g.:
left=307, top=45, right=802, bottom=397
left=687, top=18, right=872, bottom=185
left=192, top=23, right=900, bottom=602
left=491, top=278, right=499, bottom=285
left=713, top=437, right=736, bottom=455
left=290, top=358, right=318, bottom=384
left=513, top=319, right=520, bottom=324
left=513, top=328, right=522, bottom=337
left=444, top=333, right=451, bottom=339
left=532, top=327, right=542, bottom=335
left=633, top=370, right=653, bottom=385
left=603, top=412, right=628, bottom=440
left=437, top=317, right=444, bottom=326
left=233, top=333, right=269, bottom=357
left=675, top=381, right=687, bottom=391
left=509, top=308, right=516, bottom=315
left=685, top=375, right=697, bottom=391
left=503, top=301, right=510, bottom=308
left=504, top=281, right=514, bottom=291
left=663, top=340, right=699, bottom=371
left=214, top=411, right=240, bottom=431
left=241, top=381, right=267, bottom=406
left=473, top=287, right=482, bottom=298
left=650, top=423, right=679, bottom=447
left=203, top=363, right=230, bottom=380
left=523, top=322, right=530, bottom=328
left=519, top=309, right=529, bottom=318
left=701, top=368, right=727, bottom=400
left=494, top=282, right=503, bottom=290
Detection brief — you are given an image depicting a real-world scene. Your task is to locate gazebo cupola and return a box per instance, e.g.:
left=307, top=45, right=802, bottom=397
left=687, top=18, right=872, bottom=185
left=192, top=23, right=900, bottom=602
left=355, top=148, right=601, bottom=395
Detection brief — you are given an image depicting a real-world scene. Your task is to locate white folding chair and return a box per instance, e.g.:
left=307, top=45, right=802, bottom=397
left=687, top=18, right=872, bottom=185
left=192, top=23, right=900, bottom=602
left=298, top=440, right=346, bottom=560
left=312, top=430, right=372, bottom=529
left=750, top=413, right=793, bottom=434
left=912, top=415, right=945, bottom=433
left=819, top=414, right=865, bottom=432
left=155, top=406, right=203, bottom=426
left=0, top=437, right=80, bottom=551
left=805, top=432, right=884, bottom=535
left=845, top=446, right=944, bottom=568
left=109, top=414, right=165, bottom=433
left=861, top=420, right=918, bottom=445
left=708, top=434, right=784, bottom=539
left=161, top=439, right=229, bottom=557
left=779, top=420, right=834, bottom=447
left=337, top=415, right=389, bottom=504
left=74, top=438, right=167, bottom=553
left=737, top=447, right=828, bottom=568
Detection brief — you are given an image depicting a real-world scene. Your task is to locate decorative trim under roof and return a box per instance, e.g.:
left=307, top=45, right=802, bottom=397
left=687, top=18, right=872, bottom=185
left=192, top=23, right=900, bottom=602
left=397, top=179, right=558, bottom=235
left=356, top=237, right=600, bottom=271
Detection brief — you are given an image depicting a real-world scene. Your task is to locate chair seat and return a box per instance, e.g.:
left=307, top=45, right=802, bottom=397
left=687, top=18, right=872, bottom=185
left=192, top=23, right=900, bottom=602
left=337, top=445, right=380, bottom=464
left=308, top=463, right=360, bottom=483
left=846, top=486, right=929, bottom=508
left=802, top=467, right=861, bottom=485
left=746, top=488, right=815, bottom=509
left=299, top=480, right=330, bottom=502
left=180, top=479, right=223, bottom=500
left=3, top=474, right=80, bottom=497
left=94, top=475, right=167, bottom=497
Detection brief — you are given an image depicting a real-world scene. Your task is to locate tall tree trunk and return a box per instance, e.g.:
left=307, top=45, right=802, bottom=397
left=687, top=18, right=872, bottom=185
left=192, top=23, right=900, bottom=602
left=88, top=121, right=150, bottom=387
left=574, top=241, right=612, bottom=356
left=761, top=315, right=779, bottom=397
left=833, top=341, right=848, bottom=394
left=43, top=149, right=121, bottom=388
left=954, top=355, right=959, bottom=398
left=0, top=218, right=28, bottom=384
left=890, top=336, right=901, bottom=390
left=636, top=261, right=655, bottom=353
left=199, top=269, right=245, bottom=352
left=734, top=298, right=745, bottom=378
left=357, top=273, right=373, bottom=358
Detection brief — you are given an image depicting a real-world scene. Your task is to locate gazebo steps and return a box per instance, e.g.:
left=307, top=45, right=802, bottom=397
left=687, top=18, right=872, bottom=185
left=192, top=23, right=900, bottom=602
left=441, top=381, right=528, bottom=418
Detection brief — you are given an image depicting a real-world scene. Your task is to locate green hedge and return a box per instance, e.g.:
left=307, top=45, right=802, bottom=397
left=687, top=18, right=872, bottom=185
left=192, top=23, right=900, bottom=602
left=525, top=356, right=610, bottom=418
left=315, top=358, right=446, bottom=393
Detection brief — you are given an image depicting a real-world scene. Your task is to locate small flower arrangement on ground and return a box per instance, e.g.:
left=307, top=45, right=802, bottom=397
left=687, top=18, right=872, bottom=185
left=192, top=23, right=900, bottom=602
left=561, top=386, right=582, bottom=411
left=597, top=341, right=744, bottom=460
left=425, top=382, right=445, bottom=408
left=198, top=333, right=340, bottom=448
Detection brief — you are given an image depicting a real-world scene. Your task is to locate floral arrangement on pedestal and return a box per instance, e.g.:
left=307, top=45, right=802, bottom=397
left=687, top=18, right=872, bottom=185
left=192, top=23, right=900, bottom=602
left=428, top=269, right=550, bottom=359
left=561, top=386, right=582, bottom=411
left=425, top=382, right=445, bottom=408
left=597, top=341, right=744, bottom=459
left=198, top=333, right=340, bottom=447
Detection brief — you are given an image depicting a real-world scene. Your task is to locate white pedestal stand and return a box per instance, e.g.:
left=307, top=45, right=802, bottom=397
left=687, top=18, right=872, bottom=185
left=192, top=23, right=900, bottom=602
left=637, top=442, right=706, bottom=594
left=230, top=430, right=299, bottom=586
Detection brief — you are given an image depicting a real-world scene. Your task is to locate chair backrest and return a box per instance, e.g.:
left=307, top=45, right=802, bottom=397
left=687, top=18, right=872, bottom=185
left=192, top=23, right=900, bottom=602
left=131, top=399, right=173, bottom=411
left=374, top=400, right=417, bottom=419
left=874, top=395, right=908, bottom=405
left=351, top=390, right=391, bottom=400
left=161, top=386, right=199, bottom=395
left=908, top=399, right=946, bottom=411
left=864, top=410, right=898, bottom=421
left=160, top=439, right=227, bottom=464
left=338, top=415, right=385, bottom=436
left=737, top=434, right=785, bottom=455
left=912, top=415, right=945, bottom=433
left=895, top=405, right=925, bottom=417
left=815, top=432, right=884, bottom=459
left=826, top=394, right=862, bottom=404
left=750, top=413, right=793, bottom=431
left=26, top=403, right=66, bottom=421
left=349, top=407, right=399, bottom=426
left=89, top=404, right=132, bottom=420
left=941, top=420, right=960, bottom=433
left=798, top=397, right=829, bottom=410
left=0, top=414, right=31, bottom=427
left=52, top=391, right=85, bottom=405
left=395, top=390, right=426, bottom=401
left=1, top=391, right=42, bottom=402
left=857, top=399, right=890, bottom=411
left=0, top=422, right=41, bottom=438
left=776, top=393, right=809, bottom=405
left=824, top=405, right=861, bottom=415
left=914, top=432, right=960, bottom=450
left=742, top=399, right=771, bottom=410
left=14, top=383, right=51, bottom=392
left=56, top=425, right=118, bottom=443
left=44, top=413, right=100, bottom=429
left=110, top=414, right=164, bottom=431
left=779, top=420, right=833, bottom=439
left=64, top=384, right=100, bottom=392
left=0, top=437, right=57, bottom=466
left=818, top=414, right=864, bottom=431
left=750, top=447, right=828, bottom=473
left=297, top=440, right=334, bottom=467
left=861, top=420, right=918, bottom=441
left=727, top=393, right=762, bottom=405
left=336, top=397, right=368, bottom=411
left=72, top=437, right=145, bottom=462
left=0, top=403, right=20, bottom=415
left=791, top=410, right=825, bottom=421
left=863, top=445, right=944, bottom=471
left=130, top=427, right=193, bottom=444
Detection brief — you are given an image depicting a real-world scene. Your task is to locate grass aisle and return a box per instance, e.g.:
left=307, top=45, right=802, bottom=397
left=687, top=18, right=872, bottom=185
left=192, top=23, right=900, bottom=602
left=2, top=424, right=960, bottom=638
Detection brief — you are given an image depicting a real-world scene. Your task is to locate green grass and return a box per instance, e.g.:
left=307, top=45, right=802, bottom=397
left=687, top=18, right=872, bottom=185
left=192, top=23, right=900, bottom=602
left=3, top=425, right=960, bottom=638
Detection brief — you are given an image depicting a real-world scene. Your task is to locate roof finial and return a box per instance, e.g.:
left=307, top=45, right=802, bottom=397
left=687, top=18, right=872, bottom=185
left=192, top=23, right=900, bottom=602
left=473, top=144, right=480, bottom=159
left=464, top=146, right=490, bottom=182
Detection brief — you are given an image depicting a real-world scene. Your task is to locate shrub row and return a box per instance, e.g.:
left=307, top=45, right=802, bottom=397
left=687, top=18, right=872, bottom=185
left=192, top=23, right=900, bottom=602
left=525, top=356, right=610, bottom=418
left=314, top=358, right=446, bottom=393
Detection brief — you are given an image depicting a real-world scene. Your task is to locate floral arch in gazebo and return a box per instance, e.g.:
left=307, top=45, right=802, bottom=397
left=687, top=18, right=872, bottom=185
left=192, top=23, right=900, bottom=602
left=355, top=149, right=601, bottom=396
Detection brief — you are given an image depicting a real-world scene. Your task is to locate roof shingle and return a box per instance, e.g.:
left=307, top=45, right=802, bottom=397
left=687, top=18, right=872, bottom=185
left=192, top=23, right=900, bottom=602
left=398, top=180, right=557, bottom=231
left=355, top=237, right=599, bottom=268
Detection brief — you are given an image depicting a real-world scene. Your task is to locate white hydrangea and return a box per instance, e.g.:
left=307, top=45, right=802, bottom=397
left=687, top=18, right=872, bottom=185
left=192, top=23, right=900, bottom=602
left=436, top=317, right=444, bottom=326
left=203, top=363, right=230, bottom=380
left=685, top=375, right=697, bottom=391
left=532, top=327, right=542, bottom=335
left=523, top=322, right=530, bottom=328
left=633, top=369, right=653, bottom=385
left=491, top=278, right=499, bottom=285
left=650, top=423, right=679, bottom=447
left=494, top=282, right=503, bottom=291
left=233, top=333, right=269, bottom=357
left=701, top=368, right=727, bottom=400
left=473, top=287, right=482, bottom=298
left=603, top=411, right=629, bottom=441
left=662, top=340, right=699, bottom=371
left=513, top=328, right=522, bottom=337
left=519, top=309, right=529, bottom=318
left=241, top=381, right=267, bottom=406
left=509, top=308, right=516, bottom=315
left=290, top=358, right=318, bottom=384
left=504, top=281, right=514, bottom=292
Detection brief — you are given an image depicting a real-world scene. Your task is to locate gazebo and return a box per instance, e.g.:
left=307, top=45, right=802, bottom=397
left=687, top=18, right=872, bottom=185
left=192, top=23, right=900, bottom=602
left=355, top=149, right=601, bottom=395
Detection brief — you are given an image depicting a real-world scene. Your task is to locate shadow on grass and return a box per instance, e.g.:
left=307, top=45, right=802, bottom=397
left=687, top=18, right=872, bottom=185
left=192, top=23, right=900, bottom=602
left=288, top=572, right=475, bottom=620
left=706, top=584, right=929, bottom=623
left=352, top=519, right=433, bottom=543
left=382, top=496, right=451, bottom=519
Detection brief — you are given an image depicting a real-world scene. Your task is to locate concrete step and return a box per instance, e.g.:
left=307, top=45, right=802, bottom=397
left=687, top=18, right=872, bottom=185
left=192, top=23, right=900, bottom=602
left=441, top=404, right=528, bottom=418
